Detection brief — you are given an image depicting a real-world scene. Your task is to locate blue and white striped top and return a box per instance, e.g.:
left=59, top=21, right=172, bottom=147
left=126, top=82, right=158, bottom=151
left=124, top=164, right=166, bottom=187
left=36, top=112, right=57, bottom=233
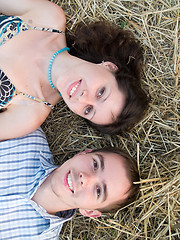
left=0, top=128, right=75, bottom=240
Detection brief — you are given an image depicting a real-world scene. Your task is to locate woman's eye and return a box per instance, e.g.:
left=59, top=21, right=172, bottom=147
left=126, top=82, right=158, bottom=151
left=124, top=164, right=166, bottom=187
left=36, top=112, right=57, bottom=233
left=96, top=186, right=101, bottom=198
left=97, top=88, right=105, bottom=98
left=84, top=106, right=92, bottom=115
left=93, top=159, right=98, bottom=170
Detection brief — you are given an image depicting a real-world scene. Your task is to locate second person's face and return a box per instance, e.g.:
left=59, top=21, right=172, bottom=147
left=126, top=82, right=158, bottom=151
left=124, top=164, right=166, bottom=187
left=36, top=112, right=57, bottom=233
left=50, top=151, right=131, bottom=211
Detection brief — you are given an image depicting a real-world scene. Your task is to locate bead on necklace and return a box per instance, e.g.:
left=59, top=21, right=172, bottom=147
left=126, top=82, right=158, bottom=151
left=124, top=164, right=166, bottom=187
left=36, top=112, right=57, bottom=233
left=48, top=47, right=70, bottom=96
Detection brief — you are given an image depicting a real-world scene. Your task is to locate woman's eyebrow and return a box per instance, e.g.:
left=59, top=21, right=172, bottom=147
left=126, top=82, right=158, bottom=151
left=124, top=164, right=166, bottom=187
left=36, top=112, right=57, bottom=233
left=102, top=91, right=110, bottom=103
left=103, top=94, right=109, bottom=103
left=89, top=109, right=96, bottom=121
left=90, top=92, right=111, bottom=121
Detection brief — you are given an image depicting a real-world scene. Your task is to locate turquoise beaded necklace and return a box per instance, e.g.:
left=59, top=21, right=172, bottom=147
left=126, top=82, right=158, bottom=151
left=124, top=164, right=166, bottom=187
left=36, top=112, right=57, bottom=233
left=48, top=47, right=70, bottom=96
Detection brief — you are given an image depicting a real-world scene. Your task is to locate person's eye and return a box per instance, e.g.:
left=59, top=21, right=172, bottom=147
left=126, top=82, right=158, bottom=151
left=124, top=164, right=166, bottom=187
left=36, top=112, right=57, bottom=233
left=97, top=87, right=105, bottom=98
left=84, top=105, right=93, bottom=115
left=96, top=186, right=101, bottom=198
left=93, top=159, right=98, bottom=170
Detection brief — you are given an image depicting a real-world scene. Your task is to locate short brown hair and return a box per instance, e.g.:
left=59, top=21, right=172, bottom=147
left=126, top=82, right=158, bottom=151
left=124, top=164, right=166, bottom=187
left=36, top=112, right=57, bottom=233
left=91, top=147, right=140, bottom=213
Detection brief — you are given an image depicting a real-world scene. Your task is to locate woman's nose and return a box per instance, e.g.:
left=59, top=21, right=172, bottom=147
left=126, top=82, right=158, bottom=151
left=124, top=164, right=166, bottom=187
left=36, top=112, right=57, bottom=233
left=79, top=90, right=88, bottom=101
left=80, top=90, right=87, bottom=97
left=79, top=90, right=94, bottom=105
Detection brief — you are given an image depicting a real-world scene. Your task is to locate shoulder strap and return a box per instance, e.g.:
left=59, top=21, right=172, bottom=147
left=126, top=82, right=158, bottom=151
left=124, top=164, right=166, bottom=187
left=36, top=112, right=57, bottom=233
left=29, top=25, right=65, bottom=35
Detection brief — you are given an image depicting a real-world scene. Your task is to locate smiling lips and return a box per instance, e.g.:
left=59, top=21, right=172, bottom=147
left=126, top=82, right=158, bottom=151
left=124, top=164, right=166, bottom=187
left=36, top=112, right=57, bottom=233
left=68, top=80, right=81, bottom=98
left=65, top=171, right=74, bottom=193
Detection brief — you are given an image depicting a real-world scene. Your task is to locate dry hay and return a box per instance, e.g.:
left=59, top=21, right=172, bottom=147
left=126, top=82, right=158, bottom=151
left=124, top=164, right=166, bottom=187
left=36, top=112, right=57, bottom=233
left=43, top=0, right=180, bottom=239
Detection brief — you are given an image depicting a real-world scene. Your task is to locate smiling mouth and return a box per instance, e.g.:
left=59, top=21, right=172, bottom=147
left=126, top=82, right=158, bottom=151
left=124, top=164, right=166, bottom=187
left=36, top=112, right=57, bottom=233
left=69, top=80, right=81, bottom=98
left=67, top=172, right=74, bottom=193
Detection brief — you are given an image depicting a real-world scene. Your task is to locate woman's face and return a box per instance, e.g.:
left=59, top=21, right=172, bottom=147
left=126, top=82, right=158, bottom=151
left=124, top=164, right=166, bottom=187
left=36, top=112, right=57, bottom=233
left=61, top=61, right=126, bottom=125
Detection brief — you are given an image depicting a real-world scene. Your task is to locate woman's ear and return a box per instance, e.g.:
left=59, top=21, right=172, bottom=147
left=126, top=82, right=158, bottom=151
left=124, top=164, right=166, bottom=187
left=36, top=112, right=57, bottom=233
left=99, top=61, right=118, bottom=72
left=79, top=209, right=102, bottom=218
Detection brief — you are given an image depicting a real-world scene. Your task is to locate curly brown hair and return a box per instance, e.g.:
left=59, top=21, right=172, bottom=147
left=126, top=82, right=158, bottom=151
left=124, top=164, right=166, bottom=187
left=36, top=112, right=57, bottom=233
left=66, top=21, right=150, bottom=134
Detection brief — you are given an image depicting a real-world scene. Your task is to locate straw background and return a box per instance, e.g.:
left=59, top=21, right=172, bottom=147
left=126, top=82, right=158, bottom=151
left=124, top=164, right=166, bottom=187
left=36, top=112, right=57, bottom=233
left=43, top=0, right=180, bottom=239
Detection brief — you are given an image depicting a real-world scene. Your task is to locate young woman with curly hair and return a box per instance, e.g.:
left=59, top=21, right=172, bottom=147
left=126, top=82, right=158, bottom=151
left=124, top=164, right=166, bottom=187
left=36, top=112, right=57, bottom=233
left=0, top=0, right=149, bottom=140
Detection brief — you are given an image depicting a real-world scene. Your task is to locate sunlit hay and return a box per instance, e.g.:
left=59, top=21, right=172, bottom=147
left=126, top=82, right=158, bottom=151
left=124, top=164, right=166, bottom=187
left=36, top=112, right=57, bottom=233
left=43, top=0, right=180, bottom=239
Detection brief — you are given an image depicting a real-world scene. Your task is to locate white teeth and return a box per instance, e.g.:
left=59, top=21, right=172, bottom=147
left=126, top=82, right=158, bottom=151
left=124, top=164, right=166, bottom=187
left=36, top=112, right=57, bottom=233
left=67, top=173, right=73, bottom=191
left=70, top=81, right=80, bottom=97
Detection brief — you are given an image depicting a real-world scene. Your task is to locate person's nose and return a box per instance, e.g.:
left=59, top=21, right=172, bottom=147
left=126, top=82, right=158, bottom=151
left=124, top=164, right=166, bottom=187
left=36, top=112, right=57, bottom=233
left=78, top=90, right=93, bottom=104
left=79, top=172, right=96, bottom=188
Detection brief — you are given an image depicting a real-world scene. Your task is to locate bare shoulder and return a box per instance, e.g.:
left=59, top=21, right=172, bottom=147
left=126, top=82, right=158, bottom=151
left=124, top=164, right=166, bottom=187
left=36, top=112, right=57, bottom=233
left=0, top=101, right=51, bottom=141
left=21, top=0, right=66, bottom=31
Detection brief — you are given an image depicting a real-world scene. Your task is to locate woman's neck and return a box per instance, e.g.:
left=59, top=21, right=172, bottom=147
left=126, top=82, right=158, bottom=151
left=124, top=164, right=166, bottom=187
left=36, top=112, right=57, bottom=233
left=51, top=52, right=85, bottom=92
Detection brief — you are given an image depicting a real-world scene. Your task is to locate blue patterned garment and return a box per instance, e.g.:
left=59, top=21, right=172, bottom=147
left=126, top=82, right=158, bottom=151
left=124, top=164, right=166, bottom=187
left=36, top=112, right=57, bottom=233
left=0, top=69, right=15, bottom=108
left=0, top=128, right=75, bottom=240
left=0, top=14, right=64, bottom=109
left=0, top=15, right=28, bottom=46
left=0, top=15, right=64, bottom=46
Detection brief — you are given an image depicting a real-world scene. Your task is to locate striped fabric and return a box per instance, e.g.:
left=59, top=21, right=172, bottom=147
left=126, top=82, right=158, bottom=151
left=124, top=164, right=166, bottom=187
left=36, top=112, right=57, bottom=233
left=0, top=128, right=74, bottom=240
